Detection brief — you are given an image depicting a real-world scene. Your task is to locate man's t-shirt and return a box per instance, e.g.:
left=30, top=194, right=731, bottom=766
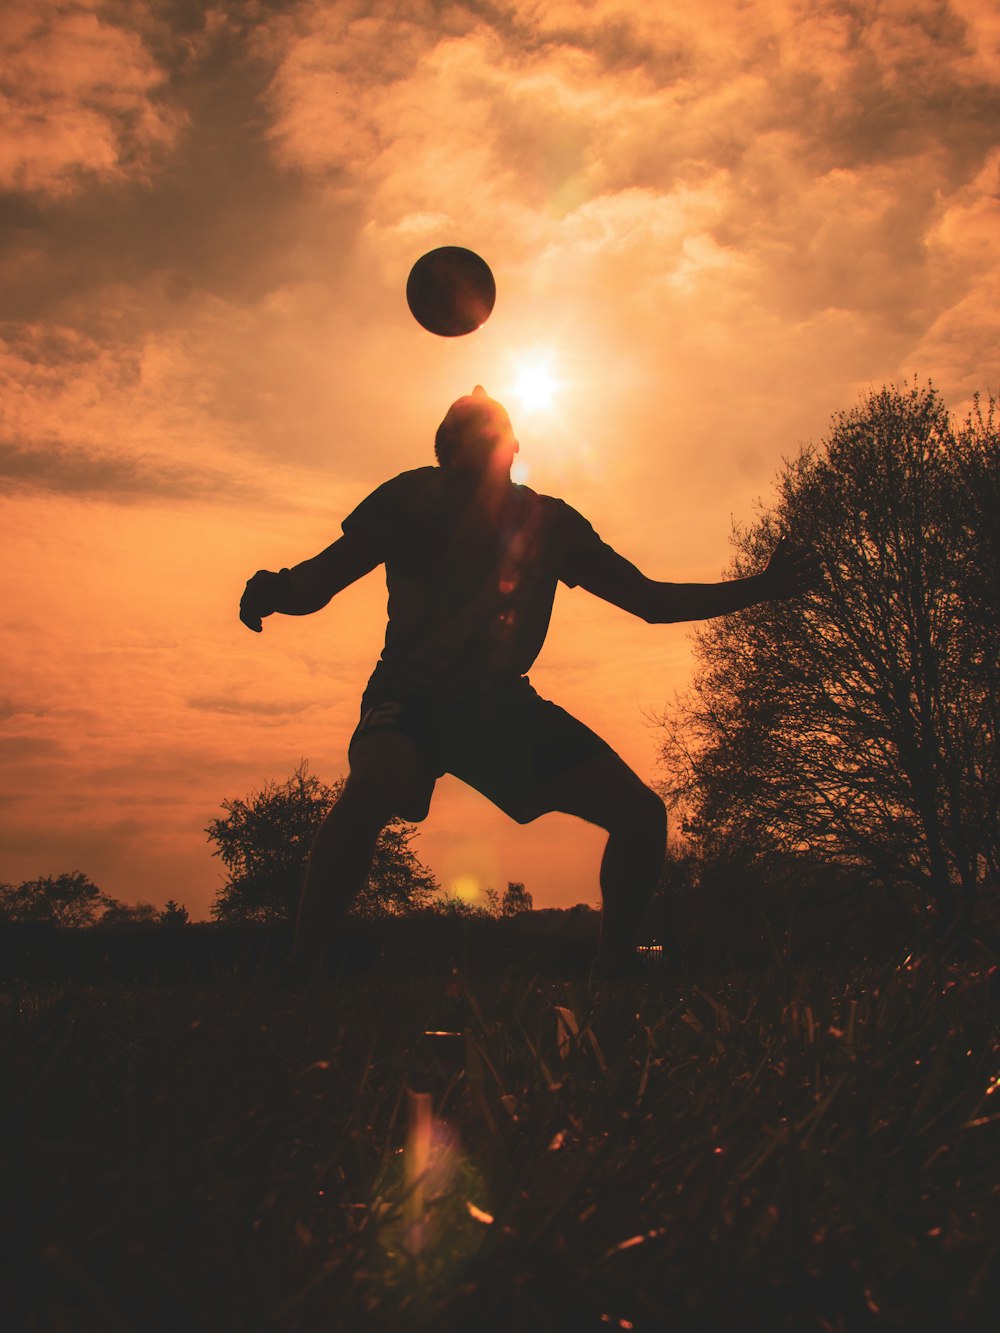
left=342, top=466, right=615, bottom=691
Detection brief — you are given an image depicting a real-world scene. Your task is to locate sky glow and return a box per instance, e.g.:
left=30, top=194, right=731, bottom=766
left=1, top=0, right=998, bottom=917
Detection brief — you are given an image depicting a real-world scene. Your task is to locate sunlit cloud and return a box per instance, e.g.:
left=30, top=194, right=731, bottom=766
left=0, top=0, right=179, bottom=196
left=0, top=439, right=260, bottom=504
left=911, top=145, right=1000, bottom=405
left=186, top=695, right=317, bottom=718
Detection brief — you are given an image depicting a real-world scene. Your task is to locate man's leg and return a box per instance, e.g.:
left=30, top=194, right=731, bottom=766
left=292, top=732, right=432, bottom=975
left=529, top=752, right=667, bottom=975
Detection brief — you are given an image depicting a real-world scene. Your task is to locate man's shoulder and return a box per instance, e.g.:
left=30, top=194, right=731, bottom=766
left=353, top=466, right=442, bottom=511
left=521, top=486, right=592, bottom=529
left=378, top=465, right=441, bottom=494
left=342, top=467, right=441, bottom=541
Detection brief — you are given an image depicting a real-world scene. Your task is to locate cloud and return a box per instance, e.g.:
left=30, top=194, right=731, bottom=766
left=0, top=811, right=147, bottom=882
left=0, top=438, right=260, bottom=503
left=266, top=0, right=998, bottom=196
left=0, top=315, right=256, bottom=504
left=259, top=0, right=1000, bottom=341
left=0, top=2, right=326, bottom=324
left=0, top=318, right=327, bottom=505
left=186, top=694, right=316, bottom=717
left=1, top=0, right=990, bottom=500
left=0, top=735, right=62, bottom=760
left=0, top=697, right=49, bottom=722
left=0, top=0, right=180, bottom=197
left=910, top=145, right=1000, bottom=403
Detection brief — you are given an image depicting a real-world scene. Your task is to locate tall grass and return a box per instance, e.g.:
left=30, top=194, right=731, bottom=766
left=2, top=942, right=998, bottom=1330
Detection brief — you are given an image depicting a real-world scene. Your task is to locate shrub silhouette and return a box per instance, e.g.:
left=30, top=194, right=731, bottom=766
left=207, top=762, right=438, bottom=923
left=0, top=871, right=116, bottom=927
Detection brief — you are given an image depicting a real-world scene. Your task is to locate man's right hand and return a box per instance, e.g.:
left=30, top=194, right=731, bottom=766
left=239, top=569, right=290, bottom=633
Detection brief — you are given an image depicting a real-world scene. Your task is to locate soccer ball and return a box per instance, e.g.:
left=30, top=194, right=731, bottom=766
left=406, top=246, right=496, bottom=337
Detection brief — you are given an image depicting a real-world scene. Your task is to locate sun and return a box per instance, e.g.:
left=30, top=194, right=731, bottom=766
left=452, top=874, right=481, bottom=904
left=511, top=358, right=559, bottom=412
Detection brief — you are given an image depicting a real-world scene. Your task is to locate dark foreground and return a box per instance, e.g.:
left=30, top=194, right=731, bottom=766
left=2, top=932, right=998, bottom=1332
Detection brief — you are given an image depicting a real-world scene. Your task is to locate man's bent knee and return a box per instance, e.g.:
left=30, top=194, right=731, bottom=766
left=637, top=783, right=668, bottom=833
left=540, top=752, right=666, bottom=842
left=614, top=781, right=667, bottom=845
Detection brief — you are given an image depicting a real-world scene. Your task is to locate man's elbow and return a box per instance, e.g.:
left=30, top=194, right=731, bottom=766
left=592, top=576, right=684, bottom=624
left=637, top=582, right=686, bottom=625
left=641, top=606, right=686, bottom=626
left=286, top=566, right=334, bottom=615
left=617, top=587, right=661, bottom=623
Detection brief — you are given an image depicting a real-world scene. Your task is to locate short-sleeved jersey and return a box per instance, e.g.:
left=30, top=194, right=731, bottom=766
left=342, top=467, right=614, bottom=690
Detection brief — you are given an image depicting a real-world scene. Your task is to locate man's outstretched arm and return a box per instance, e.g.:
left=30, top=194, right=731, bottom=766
left=239, top=535, right=381, bottom=633
left=576, top=537, right=822, bottom=623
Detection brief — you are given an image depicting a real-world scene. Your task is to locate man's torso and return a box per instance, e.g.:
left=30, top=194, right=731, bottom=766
left=342, top=467, right=606, bottom=690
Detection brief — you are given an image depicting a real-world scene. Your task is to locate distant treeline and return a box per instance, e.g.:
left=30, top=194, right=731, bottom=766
left=0, top=867, right=935, bottom=983
left=0, top=909, right=598, bottom=984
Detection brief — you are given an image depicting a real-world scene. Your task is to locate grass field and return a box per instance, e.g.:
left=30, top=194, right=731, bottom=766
left=2, top=928, right=998, bottom=1332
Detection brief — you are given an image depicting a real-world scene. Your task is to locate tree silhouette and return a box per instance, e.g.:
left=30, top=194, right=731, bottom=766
left=501, top=881, right=533, bottom=915
left=658, top=382, right=999, bottom=930
left=0, top=872, right=116, bottom=927
left=206, top=762, right=439, bottom=923
left=159, top=899, right=190, bottom=927
left=98, top=900, right=159, bottom=927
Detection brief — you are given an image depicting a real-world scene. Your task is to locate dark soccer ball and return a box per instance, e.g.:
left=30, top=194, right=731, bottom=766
left=406, top=247, right=496, bottom=337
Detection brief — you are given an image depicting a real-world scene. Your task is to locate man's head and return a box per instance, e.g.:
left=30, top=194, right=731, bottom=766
left=435, top=386, right=519, bottom=475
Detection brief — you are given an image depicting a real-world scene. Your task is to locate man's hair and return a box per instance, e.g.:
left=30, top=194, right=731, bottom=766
left=435, top=385, right=510, bottom=467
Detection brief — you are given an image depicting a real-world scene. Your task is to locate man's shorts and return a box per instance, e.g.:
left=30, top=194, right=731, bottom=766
left=349, top=675, right=617, bottom=823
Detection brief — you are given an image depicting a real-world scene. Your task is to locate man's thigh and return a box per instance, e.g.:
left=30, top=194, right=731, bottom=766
left=441, top=684, right=619, bottom=823
left=347, top=728, right=436, bottom=822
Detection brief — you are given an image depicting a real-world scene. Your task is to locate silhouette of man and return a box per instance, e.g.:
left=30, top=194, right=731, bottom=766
left=240, top=387, right=819, bottom=977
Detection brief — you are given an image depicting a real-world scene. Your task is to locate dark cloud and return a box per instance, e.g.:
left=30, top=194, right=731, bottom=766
left=0, top=0, right=179, bottom=198
left=0, top=735, right=62, bottom=759
left=0, top=438, right=257, bottom=503
left=0, top=1, right=348, bottom=321
left=186, top=694, right=315, bottom=716
left=0, top=698, right=49, bottom=722
left=0, top=812, right=145, bottom=880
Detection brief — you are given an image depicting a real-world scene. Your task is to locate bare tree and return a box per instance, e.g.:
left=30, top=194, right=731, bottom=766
left=658, top=382, right=998, bottom=930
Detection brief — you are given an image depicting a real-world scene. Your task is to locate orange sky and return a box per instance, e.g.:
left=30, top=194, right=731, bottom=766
left=2, top=0, right=998, bottom=918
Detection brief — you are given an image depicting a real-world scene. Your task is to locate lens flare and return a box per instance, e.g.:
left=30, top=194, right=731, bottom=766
left=372, top=1089, right=491, bottom=1293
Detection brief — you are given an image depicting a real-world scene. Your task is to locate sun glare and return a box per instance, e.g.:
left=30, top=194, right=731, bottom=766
left=512, top=359, right=558, bottom=412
